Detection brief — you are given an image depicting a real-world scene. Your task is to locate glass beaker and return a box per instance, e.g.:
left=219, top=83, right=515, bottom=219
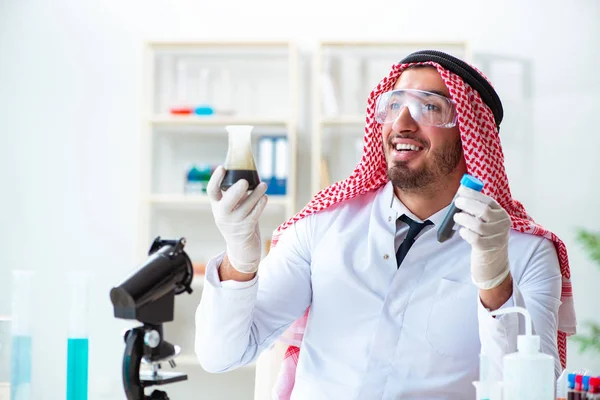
left=220, top=125, right=260, bottom=191
left=170, top=59, right=193, bottom=115
left=11, top=270, right=34, bottom=400
left=66, top=271, right=89, bottom=400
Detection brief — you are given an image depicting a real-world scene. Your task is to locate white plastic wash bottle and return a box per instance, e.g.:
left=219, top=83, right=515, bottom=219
left=490, top=306, right=555, bottom=400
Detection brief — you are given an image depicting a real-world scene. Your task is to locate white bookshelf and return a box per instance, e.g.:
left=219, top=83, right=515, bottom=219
left=148, top=193, right=292, bottom=208
left=310, top=40, right=471, bottom=195
left=139, top=39, right=299, bottom=250
left=149, top=114, right=291, bottom=127
left=138, top=40, right=299, bottom=399
left=321, top=115, right=366, bottom=125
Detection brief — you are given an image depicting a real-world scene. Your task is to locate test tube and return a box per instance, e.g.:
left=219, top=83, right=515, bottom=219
left=588, top=377, right=600, bottom=399
left=0, top=316, right=11, bottom=400
left=170, top=59, right=193, bottom=115
left=437, top=174, right=485, bottom=243
left=583, top=375, right=592, bottom=394
left=568, top=373, right=577, bottom=400
left=11, top=270, right=34, bottom=400
left=66, top=271, right=89, bottom=400
left=569, top=374, right=583, bottom=400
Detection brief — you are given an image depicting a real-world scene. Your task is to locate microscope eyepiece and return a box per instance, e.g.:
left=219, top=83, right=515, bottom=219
left=110, top=237, right=193, bottom=324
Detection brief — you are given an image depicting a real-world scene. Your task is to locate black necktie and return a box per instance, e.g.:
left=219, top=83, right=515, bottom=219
left=396, top=214, right=432, bottom=268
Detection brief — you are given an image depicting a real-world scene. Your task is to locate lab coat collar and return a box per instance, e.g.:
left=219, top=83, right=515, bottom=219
left=385, top=181, right=452, bottom=227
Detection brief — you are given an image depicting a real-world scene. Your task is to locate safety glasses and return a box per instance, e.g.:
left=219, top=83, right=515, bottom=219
left=375, top=89, right=458, bottom=128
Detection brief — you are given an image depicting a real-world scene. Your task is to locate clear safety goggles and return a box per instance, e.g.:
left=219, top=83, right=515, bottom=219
left=375, top=89, right=458, bottom=128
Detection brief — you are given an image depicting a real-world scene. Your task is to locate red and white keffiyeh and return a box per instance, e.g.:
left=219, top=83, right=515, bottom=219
left=268, top=60, right=576, bottom=399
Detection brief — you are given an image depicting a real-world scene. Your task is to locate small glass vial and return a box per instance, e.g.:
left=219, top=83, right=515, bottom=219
left=437, top=174, right=485, bottom=243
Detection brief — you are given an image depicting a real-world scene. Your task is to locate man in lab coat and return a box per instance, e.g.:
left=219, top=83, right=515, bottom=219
left=195, top=50, right=576, bottom=399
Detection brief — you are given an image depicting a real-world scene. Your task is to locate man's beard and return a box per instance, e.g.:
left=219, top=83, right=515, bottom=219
left=387, top=138, right=463, bottom=192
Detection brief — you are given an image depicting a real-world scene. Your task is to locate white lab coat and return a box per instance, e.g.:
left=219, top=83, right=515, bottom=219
left=196, top=181, right=562, bottom=399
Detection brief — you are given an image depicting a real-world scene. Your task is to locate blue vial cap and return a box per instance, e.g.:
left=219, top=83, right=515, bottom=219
left=583, top=375, right=591, bottom=390
left=568, top=373, right=576, bottom=389
left=194, top=106, right=214, bottom=116
left=460, top=174, right=484, bottom=192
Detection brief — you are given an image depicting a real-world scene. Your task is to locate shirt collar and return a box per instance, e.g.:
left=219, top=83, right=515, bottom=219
left=385, top=181, right=452, bottom=227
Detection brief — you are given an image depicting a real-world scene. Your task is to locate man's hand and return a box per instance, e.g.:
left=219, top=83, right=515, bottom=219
left=207, top=166, right=268, bottom=275
left=453, top=186, right=512, bottom=297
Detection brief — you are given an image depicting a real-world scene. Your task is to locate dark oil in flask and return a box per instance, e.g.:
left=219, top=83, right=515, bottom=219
left=219, top=125, right=261, bottom=191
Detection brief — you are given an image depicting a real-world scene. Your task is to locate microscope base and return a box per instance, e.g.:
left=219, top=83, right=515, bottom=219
left=146, top=389, right=170, bottom=399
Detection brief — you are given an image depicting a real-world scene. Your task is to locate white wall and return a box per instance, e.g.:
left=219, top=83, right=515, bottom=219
left=1, top=0, right=599, bottom=399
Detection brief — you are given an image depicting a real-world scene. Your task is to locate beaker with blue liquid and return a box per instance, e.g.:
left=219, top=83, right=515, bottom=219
left=11, top=270, right=34, bottom=400
left=66, top=272, right=89, bottom=400
left=0, top=316, right=11, bottom=400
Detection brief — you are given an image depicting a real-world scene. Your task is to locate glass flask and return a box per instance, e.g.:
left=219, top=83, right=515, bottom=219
left=220, top=125, right=260, bottom=191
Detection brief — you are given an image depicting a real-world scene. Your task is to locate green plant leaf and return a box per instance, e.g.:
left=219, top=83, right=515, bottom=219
left=570, top=322, right=600, bottom=355
left=576, top=228, right=600, bottom=265
left=571, top=229, right=600, bottom=356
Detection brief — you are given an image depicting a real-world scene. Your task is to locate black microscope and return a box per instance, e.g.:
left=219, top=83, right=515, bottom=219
left=110, top=237, right=194, bottom=400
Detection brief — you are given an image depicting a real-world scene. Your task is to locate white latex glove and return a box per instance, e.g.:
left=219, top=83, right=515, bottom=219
left=453, top=185, right=512, bottom=290
left=207, top=166, right=268, bottom=274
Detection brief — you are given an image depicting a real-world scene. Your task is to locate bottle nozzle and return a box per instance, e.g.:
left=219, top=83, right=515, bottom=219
left=490, top=306, right=532, bottom=336
left=490, top=306, right=539, bottom=353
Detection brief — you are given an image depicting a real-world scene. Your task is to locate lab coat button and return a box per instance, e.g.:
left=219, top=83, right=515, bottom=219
left=383, top=254, right=389, bottom=260
left=388, top=216, right=392, bottom=222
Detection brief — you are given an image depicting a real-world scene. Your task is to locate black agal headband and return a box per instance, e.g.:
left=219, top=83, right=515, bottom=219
left=400, top=50, right=504, bottom=129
